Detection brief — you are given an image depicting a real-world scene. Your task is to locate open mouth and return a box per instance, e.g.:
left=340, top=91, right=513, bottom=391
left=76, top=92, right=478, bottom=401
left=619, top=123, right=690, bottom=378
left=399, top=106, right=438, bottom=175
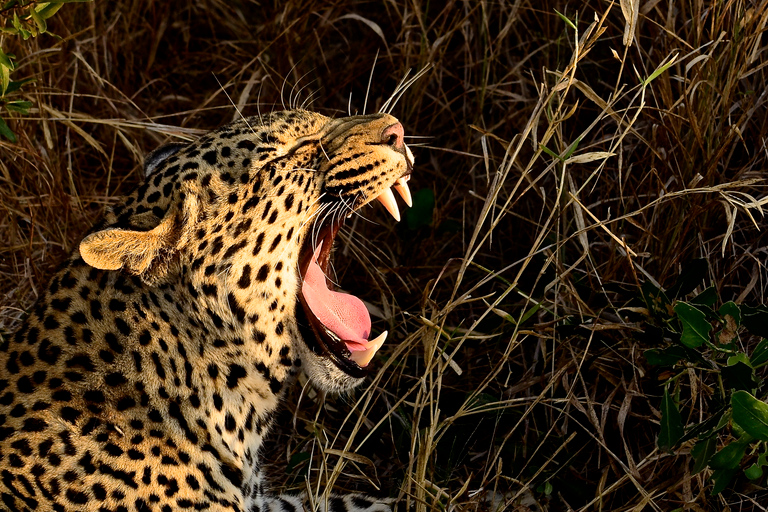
left=297, top=174, right=412, bottom=377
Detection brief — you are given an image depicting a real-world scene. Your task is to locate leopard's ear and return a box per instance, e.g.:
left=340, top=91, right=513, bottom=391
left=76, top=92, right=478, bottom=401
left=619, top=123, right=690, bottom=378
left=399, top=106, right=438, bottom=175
left=143, top=141, right=187, bottom=177
left=79, top=210, right=182, bottom=279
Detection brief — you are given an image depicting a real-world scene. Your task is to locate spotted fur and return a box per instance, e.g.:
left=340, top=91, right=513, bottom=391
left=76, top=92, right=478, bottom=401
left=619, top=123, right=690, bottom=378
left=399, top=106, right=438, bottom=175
left=0, top=110, right=412, bottom=512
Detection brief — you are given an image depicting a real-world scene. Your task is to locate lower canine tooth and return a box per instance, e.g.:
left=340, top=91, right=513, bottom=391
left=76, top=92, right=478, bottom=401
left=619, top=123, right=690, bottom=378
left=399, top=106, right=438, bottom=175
left=377, top=188, right=401, bottom=222
left=350, top=331, right=388, bottom=367
left=394, top=177, right=413, bottom=207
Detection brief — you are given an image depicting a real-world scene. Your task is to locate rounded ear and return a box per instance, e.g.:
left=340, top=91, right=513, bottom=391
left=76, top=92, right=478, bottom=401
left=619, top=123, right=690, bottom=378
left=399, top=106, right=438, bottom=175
left=143, top=142, right=188, bottom=177
left=79, top=212, right=181, bottom=279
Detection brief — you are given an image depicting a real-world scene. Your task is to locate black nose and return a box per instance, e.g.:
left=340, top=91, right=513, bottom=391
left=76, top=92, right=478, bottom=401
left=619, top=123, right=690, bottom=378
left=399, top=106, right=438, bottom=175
left=381, top=123, right=404, bottom=151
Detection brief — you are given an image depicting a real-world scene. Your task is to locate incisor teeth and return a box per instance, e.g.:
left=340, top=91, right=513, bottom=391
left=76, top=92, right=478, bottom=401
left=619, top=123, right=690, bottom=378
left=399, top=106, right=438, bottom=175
left=350, top=331, right=388, bottom=367
left=393, top=177, right=413, bottom=207
left=377, top=188, right=400, bottom=222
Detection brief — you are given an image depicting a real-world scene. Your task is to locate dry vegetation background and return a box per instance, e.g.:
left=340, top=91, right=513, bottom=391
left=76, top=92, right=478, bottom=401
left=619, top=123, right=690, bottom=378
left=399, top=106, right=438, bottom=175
left=2, top=0, right=768, bottom=510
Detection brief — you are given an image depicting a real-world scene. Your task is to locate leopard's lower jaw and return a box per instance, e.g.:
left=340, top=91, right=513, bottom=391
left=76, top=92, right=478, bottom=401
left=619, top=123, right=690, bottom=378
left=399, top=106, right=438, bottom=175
left=294, top=331, right=366, bottom=393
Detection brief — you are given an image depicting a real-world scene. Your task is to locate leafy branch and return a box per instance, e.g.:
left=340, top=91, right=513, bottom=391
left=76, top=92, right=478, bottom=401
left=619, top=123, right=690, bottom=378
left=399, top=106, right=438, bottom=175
left=0, top=0, right=92, bottom=141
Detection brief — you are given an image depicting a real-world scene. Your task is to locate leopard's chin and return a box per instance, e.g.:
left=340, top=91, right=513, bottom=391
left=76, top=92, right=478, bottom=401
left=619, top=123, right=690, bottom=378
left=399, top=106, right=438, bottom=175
left=296, top=174, right=412, bottom=382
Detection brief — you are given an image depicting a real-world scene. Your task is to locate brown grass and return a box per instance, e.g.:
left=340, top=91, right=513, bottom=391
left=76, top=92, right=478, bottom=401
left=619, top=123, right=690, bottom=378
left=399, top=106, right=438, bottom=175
left=2, top=0, right=768, bottom=510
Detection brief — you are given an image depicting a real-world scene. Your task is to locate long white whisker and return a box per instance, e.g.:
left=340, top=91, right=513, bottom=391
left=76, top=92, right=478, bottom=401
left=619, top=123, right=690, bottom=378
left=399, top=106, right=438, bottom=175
left=303, top=203, right=330, bottom=252
left=381, top=65, right=433, bottom=114
left=256, top=71, right=266, bottom=127
left=293, top=78, right=318, bottom=110
left=289, top=69, right=317, bottom=110
left=308, top=201, right=334, bottom=251
left=350, top=202, right=378, bottom=225
left=324, top=203, right=347, bottom=285
left=363, top=50, right=379, bottom=116
left=380, top=69, right=410, bottom=114
left=280, top=62, right=300, bottom=110
left=313, top=203, right=339, bottom=251
left=300, top=89, right=319, bottom=110
left=213, top=73, right=255, bottom=135
left=318, top=140, right=331, bottom=163
left=288, top=76, right=298, bottom=110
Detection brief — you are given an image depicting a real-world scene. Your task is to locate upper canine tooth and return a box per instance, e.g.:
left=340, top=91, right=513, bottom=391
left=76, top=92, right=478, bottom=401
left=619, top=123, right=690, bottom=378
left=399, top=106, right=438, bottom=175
left=377, top=188, right=401, bottom=222
left=394, top=177, right=413, bottom=207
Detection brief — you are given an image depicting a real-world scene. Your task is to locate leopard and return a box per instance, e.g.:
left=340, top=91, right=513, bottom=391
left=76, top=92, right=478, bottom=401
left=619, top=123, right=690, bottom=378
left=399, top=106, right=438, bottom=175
left=0, top=109, right=414, bottom=512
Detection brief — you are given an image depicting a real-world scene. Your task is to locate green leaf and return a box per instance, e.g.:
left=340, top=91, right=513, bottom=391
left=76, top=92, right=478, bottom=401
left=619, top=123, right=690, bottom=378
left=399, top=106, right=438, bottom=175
left=5, top=100, right=31, bottom=114
left=691, top=436, right=717, bottom=474
left=644, top=345, right=689, bottom=366
left=539, top=143, right=562, bottom=162
left=709, top=438, right=750, bottom=470
left=690, top=286, right=717, bottom=307
left=3, top=77, right=34, bottom=96
left=674, top=302, right=711, bottom=348
left=0, top=115, right=16, bottom=142
left=710, top=468, right=739, bottom=495
left=12, top=13, right=33, bottom=39
left=732, top=390, right=768, bottom=441
left=516, top=302, right=541, bottom=325
left=658, top=386, right=684, bottom=451
left=0, top=48, right=14, bottom=70
left=727, top=353, right=752, bottom=368
left=554, top=8, right=577, bottom=30
left=741, top=305, right=768, bottom=338
left=751, top=339, right=768, bottom=368
left=680, top=407, right=728, bottom=443
left=641, top=280, right=671, bottom=319
left=722, top=361, right=757, bottom=392
left=667, top=259, right=707, bottom=298
left=745, top=463, right=763, bottom=480
left=563, top=137, right=581, bottom=160
left=29, top=7, right=47, bottom=34
left=719, top=302, right=741, bottom=326
left=642, top=52, right=678, bottom=87
left=759, top=444, right=768, bottom=467
left=0, top=63, right=9, bottom=97
left=405, top=188, right=434, bottom=230
left=36, top=3, right=65, bottom=20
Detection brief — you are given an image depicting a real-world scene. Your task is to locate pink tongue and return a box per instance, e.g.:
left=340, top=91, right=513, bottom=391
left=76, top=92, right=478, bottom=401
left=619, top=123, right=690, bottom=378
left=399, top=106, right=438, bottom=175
left=301, top=242, right=371, bottom=350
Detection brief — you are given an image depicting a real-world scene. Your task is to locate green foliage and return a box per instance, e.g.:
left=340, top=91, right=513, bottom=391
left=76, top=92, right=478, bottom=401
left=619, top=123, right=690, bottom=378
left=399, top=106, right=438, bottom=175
left=644, top=261, right=768, bottom=495
left=658, top=386, right=684, bottom=451
left=0, top=0, right=91, bottom=141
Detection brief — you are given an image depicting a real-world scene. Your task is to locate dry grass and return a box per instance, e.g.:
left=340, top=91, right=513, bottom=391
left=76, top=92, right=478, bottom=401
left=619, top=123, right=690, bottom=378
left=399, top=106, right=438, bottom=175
left=2, top=0, right=768, bottom=510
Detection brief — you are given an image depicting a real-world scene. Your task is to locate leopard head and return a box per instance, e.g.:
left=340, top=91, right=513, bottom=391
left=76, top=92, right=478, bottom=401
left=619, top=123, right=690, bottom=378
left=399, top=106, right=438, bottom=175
left=78, top=110, right=413, bottom=394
